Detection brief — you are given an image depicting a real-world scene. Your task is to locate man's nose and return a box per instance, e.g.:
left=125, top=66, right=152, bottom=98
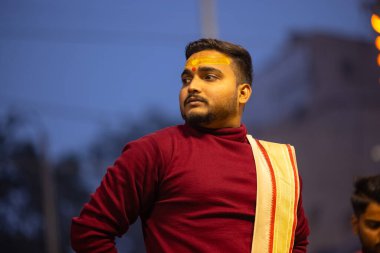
left=187, top=76, right=202, bottom=93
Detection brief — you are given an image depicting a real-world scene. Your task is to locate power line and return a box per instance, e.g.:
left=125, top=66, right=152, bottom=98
left=0, top=94, right=133, bottom=125
left=0, top=26, right=199, bottom=46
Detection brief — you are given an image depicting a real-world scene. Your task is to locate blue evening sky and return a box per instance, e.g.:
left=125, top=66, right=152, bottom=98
left=0, top=0, right=373, bottom=157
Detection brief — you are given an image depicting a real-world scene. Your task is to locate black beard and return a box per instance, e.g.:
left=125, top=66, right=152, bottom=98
left=361, top=244, right=380, bottom=253
left=182, top=112, right=216, bottom=128
left=359, top=238, right=380, bottom=253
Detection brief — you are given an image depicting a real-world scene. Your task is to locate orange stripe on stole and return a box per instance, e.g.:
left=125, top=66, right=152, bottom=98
left=286, top=144, right=300, bottom=253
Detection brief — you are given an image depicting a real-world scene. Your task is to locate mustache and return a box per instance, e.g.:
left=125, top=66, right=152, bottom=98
left=184, top=94, right=208, bottom=106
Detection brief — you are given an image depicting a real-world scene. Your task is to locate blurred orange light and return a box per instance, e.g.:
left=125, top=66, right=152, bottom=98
left=376, top=36, right=380, bottom=50
left=371, top=14, right=380, bottom=33
left=377, top=54, right=380, bottom=66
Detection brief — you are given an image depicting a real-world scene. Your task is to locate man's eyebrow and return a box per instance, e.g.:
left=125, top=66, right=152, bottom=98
left=181, top=69, right=193, bottom=77
left=197, top=66, right=223, bottom=75
left=365, top=219, right=380, bottom=223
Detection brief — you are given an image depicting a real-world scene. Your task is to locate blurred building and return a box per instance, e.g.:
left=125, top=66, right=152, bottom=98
left=246, top=33, right=380, bottom=252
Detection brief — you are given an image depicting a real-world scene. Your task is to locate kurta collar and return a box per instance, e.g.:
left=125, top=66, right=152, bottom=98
left=184, top=123, right=248, bottom=143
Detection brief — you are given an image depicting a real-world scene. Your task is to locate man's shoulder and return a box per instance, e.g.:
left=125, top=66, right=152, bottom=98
left=120, top=125, right=184, bottom=155
left=130, top=125, right=185, bottom=146
left=147, top=124, right=185, bottom=140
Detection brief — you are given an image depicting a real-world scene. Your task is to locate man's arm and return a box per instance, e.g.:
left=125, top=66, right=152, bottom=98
left=71, top=138, right=160, bottom=252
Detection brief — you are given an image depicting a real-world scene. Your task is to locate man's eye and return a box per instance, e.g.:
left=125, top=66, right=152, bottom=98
left=182, top=77, right=192, bottom=85
left=204, top=74, right=218, bottom=81
left=365, top=221, right=380, bottom=229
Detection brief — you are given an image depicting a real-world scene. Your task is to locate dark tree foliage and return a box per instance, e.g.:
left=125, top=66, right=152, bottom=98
left=0, top=114, right=45, bottom=252
left=54, top=155, right=89, bottom=253
left=0, top=109, right=178, bottom=253
left=0, top=113, right=88, bottom=253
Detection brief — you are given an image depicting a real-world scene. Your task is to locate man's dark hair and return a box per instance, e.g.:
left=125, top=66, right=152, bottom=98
left=351, top=174, right=380, bottom=217
left=185, top=38, right=253, bottom=86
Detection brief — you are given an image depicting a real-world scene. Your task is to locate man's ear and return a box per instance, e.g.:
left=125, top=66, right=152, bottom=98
left=238, top=83, right=252, bottom=104
left=351, top=214, right=359, bottom=235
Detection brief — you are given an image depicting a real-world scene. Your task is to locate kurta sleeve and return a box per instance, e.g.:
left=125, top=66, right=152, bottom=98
left=71, top=136, right=161, bottom=253
left=292, top=177, right=310, bottom=253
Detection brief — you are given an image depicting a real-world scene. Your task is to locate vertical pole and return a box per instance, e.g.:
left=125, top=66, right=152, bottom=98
left=199, top=0, right=219, bottom=38
left=40, top=133, right=60, bottom=253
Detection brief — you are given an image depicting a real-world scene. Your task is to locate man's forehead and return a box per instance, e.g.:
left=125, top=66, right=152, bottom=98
left=364, top=202, right=380, bottom=218
left=185, top=50, right=231, bottom=69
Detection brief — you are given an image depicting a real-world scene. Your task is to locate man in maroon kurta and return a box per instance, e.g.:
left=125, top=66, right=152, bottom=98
left=71, top=38, right=310, bottom=252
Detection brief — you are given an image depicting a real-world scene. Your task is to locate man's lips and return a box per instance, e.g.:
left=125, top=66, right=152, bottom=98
left=184, top=95, right=207, bottom=106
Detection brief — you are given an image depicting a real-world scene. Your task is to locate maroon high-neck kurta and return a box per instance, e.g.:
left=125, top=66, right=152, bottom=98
left=71, top=124, right=309, bottom=252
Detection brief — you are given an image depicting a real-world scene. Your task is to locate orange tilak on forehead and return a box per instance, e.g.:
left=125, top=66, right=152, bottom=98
left=185, top=55, right=231, bottom=72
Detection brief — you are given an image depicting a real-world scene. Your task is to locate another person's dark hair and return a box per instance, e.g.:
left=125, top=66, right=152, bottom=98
left=185, top=38, right=253, bottom=86
left=351, top=174, right=380, bottom=217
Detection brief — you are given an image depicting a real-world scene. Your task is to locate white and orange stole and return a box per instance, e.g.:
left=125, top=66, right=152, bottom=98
left=246, top=135, right=300, bottom=253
